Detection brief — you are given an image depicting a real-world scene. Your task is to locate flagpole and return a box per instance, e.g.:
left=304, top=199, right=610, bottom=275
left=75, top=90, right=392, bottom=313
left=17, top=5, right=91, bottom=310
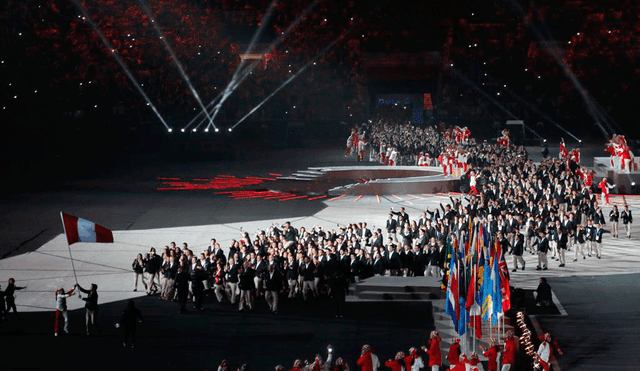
left=60, top=212, right=79, bottom=284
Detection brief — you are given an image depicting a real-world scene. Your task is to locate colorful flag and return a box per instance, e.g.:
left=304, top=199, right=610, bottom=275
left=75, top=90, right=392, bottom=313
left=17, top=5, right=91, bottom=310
left=445, top=250, right=459, bottom=331
left=469, top=302, right=482, bottom=339
left=491, top=246, right=503, bottom=324
left=458, top=297, right=467, bottom=336
left=60, top=212, right=114, bottom=245
left=481, top=249, right=493, bottom=322
left=498, top=246, right=511, bottom=312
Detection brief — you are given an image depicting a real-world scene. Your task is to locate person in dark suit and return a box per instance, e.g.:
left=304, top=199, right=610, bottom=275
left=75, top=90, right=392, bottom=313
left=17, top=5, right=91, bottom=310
left=284, top=257, right=299, bottom=299
left=386, top=213, right=398, bottom=238
left=329, top=269, right=348, bottom=318
left=410, top=246, right=426, bottom=276
left=118, top=299, right=144, bottom=348
left=174, top=263, right=190, bottom=314
left=253, top=254, right=267, bottom=296
left=511, top=233, right=525, bottom=272
left=300, top=256, right=316, bottom=302
left=238, top=261, right=255, bottom=311
left=161, top=256, right=179, bottom=300
left=264, top=264, right=282, bottom=313
left=385, top=245, right=402, bottom=276
left=76, top=282, right=102, bottom=336
left=4, top=278, right=25, bottom=320
left=371, top=230, right=384, bottom=250
left=372, top=252, right=385, bottom=276
left=349, top=253, right=362, bottom=283
left=534, top=230, right=549, bottom=270
left=556, top=227, right=568, bottom=267
left=189, top=256, right=206, bottom=311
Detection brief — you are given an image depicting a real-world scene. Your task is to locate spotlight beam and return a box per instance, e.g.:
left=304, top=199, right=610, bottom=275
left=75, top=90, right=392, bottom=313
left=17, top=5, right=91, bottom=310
left=136, top=0, right=217, bottom=130
left=231, top=28, right=354, bottom=130
left=71, top=0, right=170, bottom=130
left=450, top=66, right=545, bottom=142
left=506, top=0, right=611, bottom=138
left=182, top=90, right=225, bottom=132
left=463, top=55, right=581, bottom=142
left=207, top=0, right=321, bottom=128
left=209, top=0, right=279, bottom=124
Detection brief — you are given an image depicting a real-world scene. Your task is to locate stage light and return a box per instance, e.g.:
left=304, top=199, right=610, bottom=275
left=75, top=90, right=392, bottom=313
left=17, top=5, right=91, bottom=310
left=204, top=128, right=209, bottom=132
left=34, top=90, right=37, bottom=93
left=468, top=45, right=471, bottom=48
left=197, top=52, right=201, bottom=55
left=127, top=34, right=130, bottom=37
left=94, top=105, right=97, bottom=108
left=13, top=95, right=17, bottom=99
left=79, top=82, right=83, bottom=86
left=324, top=18, right=327, bottom=22
left=450, top=63, right=453, bottom=67
left=568, top=41, right=571, bottom=44
left=538, top=76, right=541, bottom=79
left=168, top=128, right=173, bottom=133
left=228, top=128, right=232, bottom=132
left=484, top=73, right=487, bottom=76
left=504, top=84, right=507, bottom=87
left=293, top=105, right=296, bottom=109
left=215, top=128, right=219, bottom=132
left=285, top=111, right=288, bottom=114
left=483, top=62, right=486, bottom=65
left=525, top=68, right=528, bottom=71
left=181, top=128, right=185, bottom=132
left=543, top=139, right=547, bottom=143
left=192, top=128, right=197, bottom=132
left=578, top=139, right=582, bottom=143
left=497, top=92, right=501, bottom=96
left=474, top=43, right=477, bottom=47
left=632, top=182, right=636, bottom=186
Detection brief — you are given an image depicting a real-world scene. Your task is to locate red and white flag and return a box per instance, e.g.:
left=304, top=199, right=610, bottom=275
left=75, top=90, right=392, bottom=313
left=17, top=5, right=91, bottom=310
left=60, top=212, right=114, bottom=245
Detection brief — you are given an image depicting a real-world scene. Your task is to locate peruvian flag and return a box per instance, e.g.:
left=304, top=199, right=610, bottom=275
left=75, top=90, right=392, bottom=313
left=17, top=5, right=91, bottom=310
left=498, top=247, right=511, bottom=312
left=445, top=251, right=459, bottom=330
left=60, top=212, right=114, bottom=245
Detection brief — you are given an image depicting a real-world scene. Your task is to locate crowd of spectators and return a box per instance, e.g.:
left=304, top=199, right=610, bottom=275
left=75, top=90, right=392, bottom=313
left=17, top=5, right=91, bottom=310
left=443, top=0, right=640, bottom=137
left=0, top=0, right=364, bottom=128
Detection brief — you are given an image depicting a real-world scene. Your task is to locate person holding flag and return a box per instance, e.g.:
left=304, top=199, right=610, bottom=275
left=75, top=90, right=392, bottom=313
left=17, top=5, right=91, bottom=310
left=54, top=286, right=75, bottom=336
left=501, top=330, right=519, bottom=371
left=422, top=330, right=442, bottom=371
left=76, top=282, right=102, bottom=336
left=446, top=338, right=461, bottom=369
